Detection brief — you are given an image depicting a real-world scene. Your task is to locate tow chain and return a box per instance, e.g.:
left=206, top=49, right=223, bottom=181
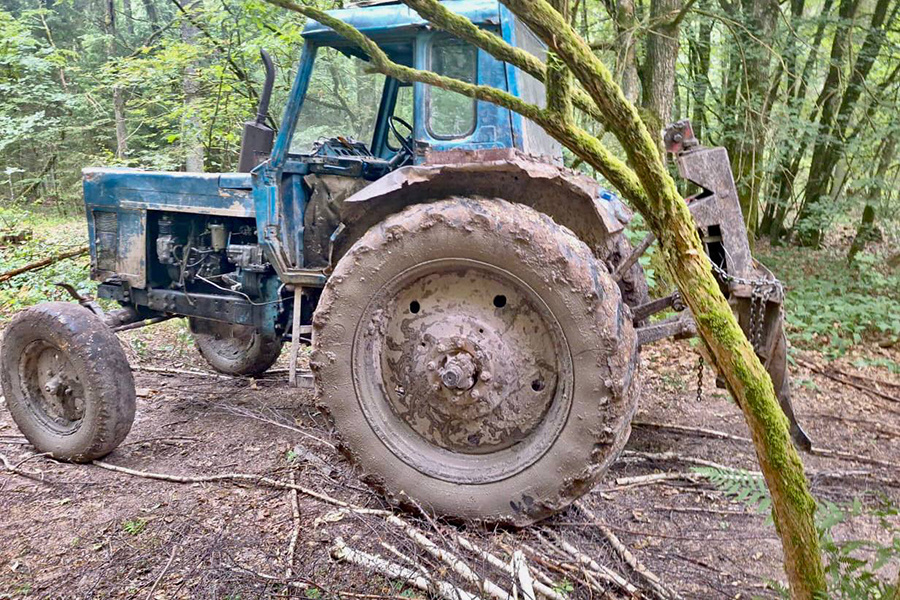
left=694, top=259, right=784, bottom=402
left=696, top=355, right=704, bottom=402
left=707, top=259, right=783, bottom=354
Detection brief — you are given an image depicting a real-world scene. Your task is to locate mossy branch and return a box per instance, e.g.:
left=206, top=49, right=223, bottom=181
left=264, top=0, right=646, bottom=205
left=497, top=0, right=826, bottom=595
left=398, top=0, right=609, bottom=128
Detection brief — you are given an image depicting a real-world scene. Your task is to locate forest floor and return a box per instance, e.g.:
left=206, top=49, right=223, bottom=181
left=0, top=322, right=898, bottom=599
left=1, top=214, right=899, bottom=599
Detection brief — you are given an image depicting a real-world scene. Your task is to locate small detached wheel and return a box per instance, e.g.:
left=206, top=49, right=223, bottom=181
left=0, top=302, right=136, bottom=462
left=189, top=318, right=282, bottom=376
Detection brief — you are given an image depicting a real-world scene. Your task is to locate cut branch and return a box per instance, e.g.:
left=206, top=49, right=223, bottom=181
left=0, top=246, right=89, bottom=285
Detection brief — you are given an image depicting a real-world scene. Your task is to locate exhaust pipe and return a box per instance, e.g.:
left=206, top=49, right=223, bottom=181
left=238, top=49, right=276, bottom=172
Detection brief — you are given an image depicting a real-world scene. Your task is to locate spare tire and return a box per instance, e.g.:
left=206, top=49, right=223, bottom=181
left=1, top=302, right=135, bottom=461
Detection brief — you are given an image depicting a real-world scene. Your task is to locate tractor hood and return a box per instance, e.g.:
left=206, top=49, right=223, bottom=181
left=83, top=168, right=255, bottom=218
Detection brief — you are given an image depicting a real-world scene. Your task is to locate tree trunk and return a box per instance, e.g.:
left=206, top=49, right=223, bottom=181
left=689, top=17, right=711, bottom=141
left=122, top=0, right=135, bottom=36
left=142, top=0, right=160, bottom=32
left=641, top=0, right=681, bottom=132
left=614, top=0, right=640, bottom=103
left=106, top=0, right=129, bottom=160
left=181, top=4, right=205, bottom=172
left=113, top=86, right=128, bottom=159
left=848, top=132, right=895, bottom=262
left=794, top=0, right=893, bottom=247
left=722, top=0, right=779, bottom=242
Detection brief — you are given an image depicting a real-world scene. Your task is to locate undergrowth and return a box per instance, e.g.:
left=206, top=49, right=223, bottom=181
left=758, top=245, right=900, bottom=356
left=694, top=466, right=900, bottom=598
left=0, top=207, right=96, bottom=322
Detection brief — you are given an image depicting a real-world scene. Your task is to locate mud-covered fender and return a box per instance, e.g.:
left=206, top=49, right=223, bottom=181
left=336, top=149, right=630, bottom=262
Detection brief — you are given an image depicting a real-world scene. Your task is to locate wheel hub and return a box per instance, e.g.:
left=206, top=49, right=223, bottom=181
left=356, top=260, right=571, bottom=474
left=21, top=342, right=86, bottom=430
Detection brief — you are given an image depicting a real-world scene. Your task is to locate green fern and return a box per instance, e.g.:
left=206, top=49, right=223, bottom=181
left=694, top=466, right=900, bottom=598
left=691, top=466, right=771, bottom=515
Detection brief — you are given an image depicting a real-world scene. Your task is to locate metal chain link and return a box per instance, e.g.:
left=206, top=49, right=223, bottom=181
left=692, top=258, right=785, bottom=404
left=696, top=355, right=704, bottom=402
left=707, top=259, right=782, bottom=354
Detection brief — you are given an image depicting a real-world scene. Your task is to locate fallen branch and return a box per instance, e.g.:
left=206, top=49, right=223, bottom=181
left=0, top=246, right=89, bottom=284
left=131, top=365, right=236, bottom=380
left=385, top=514, right=513, bottom=600
left=331, top=537, right=481, bottom=600
left=145, top=544, right=178, bottom=600
left=453, top=536, right=564, bottom=600
left=622, top=449, right=750, bottom=473
left=796, top=358, right=900, bottom=404
left=510, top=550, right=536, bottom=600
left=613, top=472, right=701, bottom=488
left=91, top=460, right=391, bottom=516
left=285, top=472, right=301, bottom=580
left=542, top=532, right=637, bottom=595
left=575, top=502, right=678, bottom=600
left=632, top=421, right=752, bottom=444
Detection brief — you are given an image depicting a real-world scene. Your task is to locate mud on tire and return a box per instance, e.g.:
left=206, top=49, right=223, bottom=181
left=0, top=302, right=135, bottom=461
left=312, top=198, right=640, bottom=526
left=189, top=318, right=283, bottom=376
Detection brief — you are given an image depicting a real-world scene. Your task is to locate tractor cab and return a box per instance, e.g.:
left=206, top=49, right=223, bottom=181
left=269, top=0, right=561, bottom=172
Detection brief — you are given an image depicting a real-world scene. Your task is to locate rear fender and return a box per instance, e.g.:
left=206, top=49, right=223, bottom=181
left=337, top=149, right=630, bottom=262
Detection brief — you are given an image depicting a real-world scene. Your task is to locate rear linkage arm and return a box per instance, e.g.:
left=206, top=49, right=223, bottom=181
left=631, top=119, right=812, bottom=451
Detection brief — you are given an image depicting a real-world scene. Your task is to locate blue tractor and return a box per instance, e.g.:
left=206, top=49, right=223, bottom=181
left=0, top=0, right=807, bottom=525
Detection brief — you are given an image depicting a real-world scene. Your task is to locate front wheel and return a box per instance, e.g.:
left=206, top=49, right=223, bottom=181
left=189, top=318, right=283, bottom=376
left=0, top=302, right=136, bottom=461
left=312, top=199, right=640, bottom=526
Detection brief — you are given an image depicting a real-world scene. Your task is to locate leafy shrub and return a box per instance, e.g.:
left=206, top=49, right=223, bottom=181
left=694, top=466, right=900, bottom=598
left=759, top=245, right=900, bottom=355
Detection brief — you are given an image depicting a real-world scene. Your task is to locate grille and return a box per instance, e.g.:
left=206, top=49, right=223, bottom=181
left=93, top=210, right=118, bottom=271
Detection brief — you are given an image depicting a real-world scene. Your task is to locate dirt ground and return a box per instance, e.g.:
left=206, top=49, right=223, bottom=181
left=1, top=321, right=898, bottom=599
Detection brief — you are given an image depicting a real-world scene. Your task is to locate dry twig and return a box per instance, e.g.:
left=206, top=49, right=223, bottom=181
left=575, top=502, right=678, bottom=600
left=332, top=537, right=481, bottom=600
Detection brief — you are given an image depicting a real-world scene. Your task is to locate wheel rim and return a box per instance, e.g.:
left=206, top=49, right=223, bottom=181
left=18, top=341, right=86, bottom=434
left=352, top=258, right=573, bottom=484
left=198, top=323, right=256, bottom=359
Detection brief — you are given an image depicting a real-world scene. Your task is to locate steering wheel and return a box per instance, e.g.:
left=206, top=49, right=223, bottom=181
left=388, top=115, right=415, bottom=158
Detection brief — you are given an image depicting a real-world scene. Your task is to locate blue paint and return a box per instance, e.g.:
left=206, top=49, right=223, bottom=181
left=83, top=0, right=556, bottom=330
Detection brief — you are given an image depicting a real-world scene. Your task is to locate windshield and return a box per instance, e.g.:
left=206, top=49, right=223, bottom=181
left=290, top=46, right=386, bottom=154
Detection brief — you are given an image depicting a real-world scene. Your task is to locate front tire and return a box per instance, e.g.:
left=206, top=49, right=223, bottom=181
left=0, top=302, right=135, bottom=461
left=189, top=319, right=283, bottom=376
left=312, top=199, right=640, bottom=526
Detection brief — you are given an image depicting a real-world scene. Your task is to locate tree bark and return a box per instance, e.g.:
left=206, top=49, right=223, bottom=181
left=614, top=0, right=640, bottom=103
left=848, top=132, right=895, bottom=262
left=106, top=0, right=129, bottom=160
left=262, top=0, right=827, bottom=596
left=689, top=17, right=711, bottom=141
left=181, top=3, right=205, bottom=172
left=795, top=0, right=893, bottom=246
left=641, top=0, right=681, bottom=132
left=142, top=0, right=161, bottom=32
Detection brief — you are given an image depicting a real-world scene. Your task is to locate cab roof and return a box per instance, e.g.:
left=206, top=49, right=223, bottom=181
left=302, top=0, right=501, bottom=41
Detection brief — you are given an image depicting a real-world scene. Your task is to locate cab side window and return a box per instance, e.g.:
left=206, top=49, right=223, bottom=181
left=427, top=38, right=477, bottom=139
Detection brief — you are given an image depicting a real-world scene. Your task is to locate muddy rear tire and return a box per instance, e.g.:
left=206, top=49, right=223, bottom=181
left=189, top=319, right=283, bottom=376
left=312, top=199, right=640, bottom=526
left=0, top=302, right=135, bottom=461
